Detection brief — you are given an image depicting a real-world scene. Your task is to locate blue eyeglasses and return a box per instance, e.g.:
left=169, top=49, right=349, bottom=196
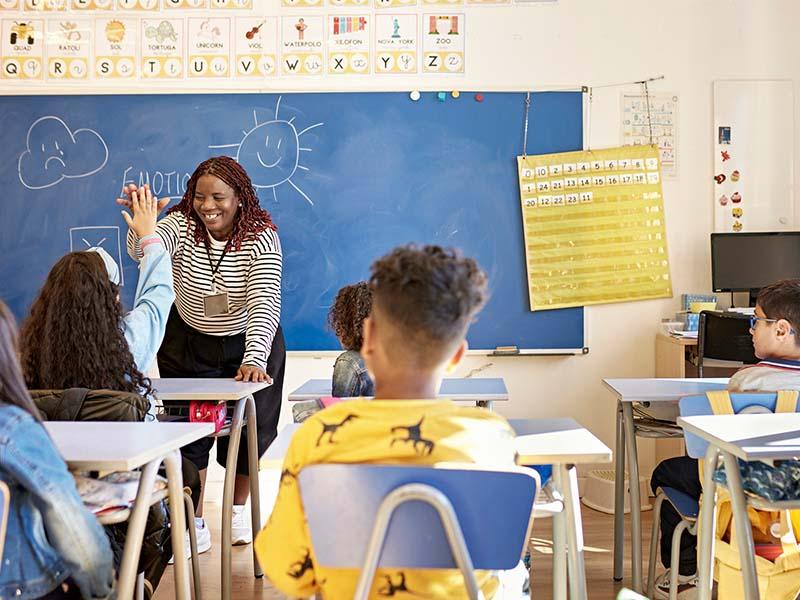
left=749, top=315, right=796, bottom=334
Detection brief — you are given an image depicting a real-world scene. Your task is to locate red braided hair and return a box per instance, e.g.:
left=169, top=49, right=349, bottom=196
left=168, top=156, right=277, bottom=251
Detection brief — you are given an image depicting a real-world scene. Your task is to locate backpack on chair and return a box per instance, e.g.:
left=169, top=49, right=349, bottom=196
left=700, top=390, right=800, bottom=600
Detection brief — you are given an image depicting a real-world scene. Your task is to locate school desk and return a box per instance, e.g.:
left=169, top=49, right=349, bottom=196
left=679, top=413, right=800, bottom=600
left=602, top=378, right=729, bottom=592
left=46, top=421, right=214, bottom=600
left=152, top=378, right=270, bottom=600
left=263, top=417, right=611, bottom=600
left=287, top=377, right=509, bottom=410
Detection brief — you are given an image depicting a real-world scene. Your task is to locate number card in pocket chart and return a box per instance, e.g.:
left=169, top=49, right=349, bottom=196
left=517, top=145, right=672, bottom=311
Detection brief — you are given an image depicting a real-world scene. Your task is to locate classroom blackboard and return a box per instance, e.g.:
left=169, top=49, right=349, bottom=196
left=0, top=91, right=585, bottom=352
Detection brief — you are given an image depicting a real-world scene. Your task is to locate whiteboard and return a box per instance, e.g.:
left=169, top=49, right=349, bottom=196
left=713, top=80, right=794, bottom=233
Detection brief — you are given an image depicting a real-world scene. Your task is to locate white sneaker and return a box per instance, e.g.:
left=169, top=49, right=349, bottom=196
left=169, top=517, right=212, bottom=563
left=231, top=505, right=252, bottom=545
left=653, top=569, right=698, bottom=599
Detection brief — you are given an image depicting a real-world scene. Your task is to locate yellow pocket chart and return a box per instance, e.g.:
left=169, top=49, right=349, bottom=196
left=518, top=145, right=672, bottom=311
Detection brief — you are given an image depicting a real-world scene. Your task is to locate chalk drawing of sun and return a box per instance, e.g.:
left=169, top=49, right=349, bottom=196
left=208, top=96, right=323, bottom=205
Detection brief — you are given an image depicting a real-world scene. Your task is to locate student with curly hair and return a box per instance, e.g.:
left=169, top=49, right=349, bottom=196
left=120, top=156, right=285, bottom=546
left=0, top=299, right=115, bottom=600
left=256, top=244, right=522, bottom=599
left=292, top=282, right=374, bottom=423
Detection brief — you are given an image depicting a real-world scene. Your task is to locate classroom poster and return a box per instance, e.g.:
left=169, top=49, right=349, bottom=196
left=327, top=14, right=369, bottom=74
left=374, top=14, right=416, bottom=74
left=94, top=17, right=137, bottom=79
left=374, top=0, right=416, bottom=8
left=46, top=17, right=91, bottom=80
left=281, top=15, right=323, bottom=75
left=116, top=0, right=159, bottom=10
left=71, top=0, right=113, bottom=10
left=187, top=16, right=231, bottom=77
left=0, top=1, right=19, bottom=9
left=282, top=0, right=322, bottom=8
left=517, top=145, right=672, bottom=311
left=210, top=0, right=253, bottom=8
left=23, top=0, right=67, bottom=11
left=140, top=18, right=184, bottom=78
left=621, top=92, right=678, bottom=177
left=1, top=18, right=44, bottom=79
left=234, top=16, right=276, bottom=77
left=422, top=13, right=464, bottom=73
left=163, top=0, right=207, bottom=9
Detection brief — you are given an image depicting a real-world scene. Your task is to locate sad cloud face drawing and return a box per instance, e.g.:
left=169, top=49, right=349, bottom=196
left=209, top=97, right=323, bottom=205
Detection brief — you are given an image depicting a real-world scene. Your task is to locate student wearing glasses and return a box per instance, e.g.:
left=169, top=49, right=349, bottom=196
left=648, top=279, right=800, bottom=599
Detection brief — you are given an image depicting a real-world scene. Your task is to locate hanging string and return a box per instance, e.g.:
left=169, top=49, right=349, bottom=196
left=522, top=92, right=532, bottom=157
left=642, top=80, right=655, bottom=146
left=586, top=86, right=594, bottom=151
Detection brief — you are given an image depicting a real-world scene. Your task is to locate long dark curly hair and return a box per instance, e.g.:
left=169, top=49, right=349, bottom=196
left=328, top=282, right=372, bottom=351
left=20, top=251, right=153, bottom=396
left=167, top=156, right=277, bottom=251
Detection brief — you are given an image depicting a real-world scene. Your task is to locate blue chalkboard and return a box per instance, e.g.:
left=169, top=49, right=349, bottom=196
left=0, top=91, right=585, bottom=352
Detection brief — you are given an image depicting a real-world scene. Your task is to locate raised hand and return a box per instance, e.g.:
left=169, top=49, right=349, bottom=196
left=116, top=183, right=170, bottom=214
left=120, top=184, right=159, bottom=238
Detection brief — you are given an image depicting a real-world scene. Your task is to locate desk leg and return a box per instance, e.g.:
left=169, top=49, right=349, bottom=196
left=722, top=451, right=759, bottom=600
left=613, top=401, right=625, bottom=582
left=697, top=447, right=719, bottom=600
left=118, top=460, right=159, bottom=600
left=561, top=464, right=587, bottom=600
left=549, top=476, right=567, bottom=600
left=222, top=398, right=247, bottom=600
left=164, top=449, right=190, bottom=600
left=244, top=394, right=264, bottom=578
left=622, top=402, right=642, bottom=592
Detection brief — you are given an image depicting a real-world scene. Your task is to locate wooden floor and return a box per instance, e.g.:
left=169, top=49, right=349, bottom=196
left=154, top=465, right=656, bottom=600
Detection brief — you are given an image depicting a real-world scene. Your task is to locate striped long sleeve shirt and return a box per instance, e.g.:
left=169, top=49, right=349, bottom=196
left=127, top=212, right=282, bottom=370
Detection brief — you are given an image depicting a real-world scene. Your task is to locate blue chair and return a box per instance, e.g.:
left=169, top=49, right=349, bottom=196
left=297, top=464, right=540, bottom=600
left=647, top=392, right=793, bottom=600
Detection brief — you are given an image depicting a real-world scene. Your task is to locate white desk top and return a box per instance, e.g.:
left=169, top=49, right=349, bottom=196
left=678, top=414, right=800, bottom=461
left=603, top=378, right=729, bottom=403
left=510, top=418, right=613, bottom=465
left=262, top=418, right=611, bottom=467
left=288, top=377, right=508, bottom=402
left=152, top=378, right=271, bottom=401
left=46, top=422, right=215, bottom=471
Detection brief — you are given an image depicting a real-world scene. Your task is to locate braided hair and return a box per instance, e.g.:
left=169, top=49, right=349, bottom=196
left=168, top=156, right=277, bottom=251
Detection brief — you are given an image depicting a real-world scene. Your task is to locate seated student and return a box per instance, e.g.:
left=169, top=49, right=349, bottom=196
left=19, top=188, right=202, bottom=593
left=256, top=244, right=521, bottom=599
left=650, top=279, right=800, bottom=599
left=292, top=281, right=374, bottom=423
left=0, top=300, right=115, bottom=600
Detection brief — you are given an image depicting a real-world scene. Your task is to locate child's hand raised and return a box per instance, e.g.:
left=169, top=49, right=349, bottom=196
left=116, top=183, right=170, bottom=214
left=120, top=185, right=159, bottom=238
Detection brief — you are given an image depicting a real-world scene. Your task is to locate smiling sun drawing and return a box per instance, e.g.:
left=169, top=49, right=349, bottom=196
left=208, top=97, right=323, bottom=205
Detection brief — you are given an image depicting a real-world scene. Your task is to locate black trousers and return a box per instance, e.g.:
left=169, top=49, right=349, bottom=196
left=158, top=305, right=285, bottom=476
left=650, top=455, right=702, bottom=576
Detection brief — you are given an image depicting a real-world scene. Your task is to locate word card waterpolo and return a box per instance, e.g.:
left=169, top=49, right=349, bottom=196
left=517, top=145, right=672, bottom=311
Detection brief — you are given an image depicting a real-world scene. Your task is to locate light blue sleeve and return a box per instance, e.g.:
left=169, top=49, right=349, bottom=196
left=123, top=234, right=175, bottom=374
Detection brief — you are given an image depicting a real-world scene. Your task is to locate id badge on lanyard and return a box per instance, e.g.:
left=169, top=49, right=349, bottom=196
left=204, top=243, right=231, bottom=318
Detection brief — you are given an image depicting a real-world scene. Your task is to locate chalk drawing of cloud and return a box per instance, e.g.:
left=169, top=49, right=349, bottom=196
left=18, top=116, right=109, bottom=190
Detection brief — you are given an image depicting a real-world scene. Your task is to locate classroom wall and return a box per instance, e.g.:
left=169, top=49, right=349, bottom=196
left=6, top=0, right=799, bottom=477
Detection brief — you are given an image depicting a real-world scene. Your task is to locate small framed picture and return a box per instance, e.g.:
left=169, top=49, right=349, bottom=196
left=718, top=126, right=731, bottom=145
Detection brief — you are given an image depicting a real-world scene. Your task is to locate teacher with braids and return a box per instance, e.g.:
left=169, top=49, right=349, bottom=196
left=120, top=156, right=284, bottom=549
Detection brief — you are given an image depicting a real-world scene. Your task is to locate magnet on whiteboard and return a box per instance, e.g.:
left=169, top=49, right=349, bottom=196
left=451, top=90, right=460, bottom=99
left=475, top=93, right=484, bottom=102
left=409, top=90, right=421, bottom=101
left=437, top=92, right=446, bottom=102
left=719, top=195, right=729, bottom=206
left=731, top=192, right=742, bottom=203
left=732, top=220, right=743, bottom=232
left=731, top=169, right=740, bottom=182
left=714, top=173, right=726, bottom=184
left=721, top=150, right=730, bottom=162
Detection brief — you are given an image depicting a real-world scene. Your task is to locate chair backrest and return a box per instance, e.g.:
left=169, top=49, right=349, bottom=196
left=697, top=311, right=757, bottom=375
left=679, top=392, right=791, bottom=458
left=298, top=464, right=538, bottom=571
left=0, top=481, right=9, bottom=569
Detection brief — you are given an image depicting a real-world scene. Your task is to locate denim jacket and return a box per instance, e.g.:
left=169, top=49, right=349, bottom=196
left=0, top=406, right=115, bottom=600
left=331, top=350, right=374, bottom=398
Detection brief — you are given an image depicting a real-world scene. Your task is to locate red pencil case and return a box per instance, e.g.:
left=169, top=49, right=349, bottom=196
left=189, top=401, right=227, bottom=433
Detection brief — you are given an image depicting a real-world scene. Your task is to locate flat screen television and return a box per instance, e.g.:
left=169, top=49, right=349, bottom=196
left=711, top=232, right=800, bottom=303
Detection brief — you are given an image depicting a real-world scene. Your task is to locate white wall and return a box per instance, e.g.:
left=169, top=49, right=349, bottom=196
left=9, top=0, right=800, bottom=473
